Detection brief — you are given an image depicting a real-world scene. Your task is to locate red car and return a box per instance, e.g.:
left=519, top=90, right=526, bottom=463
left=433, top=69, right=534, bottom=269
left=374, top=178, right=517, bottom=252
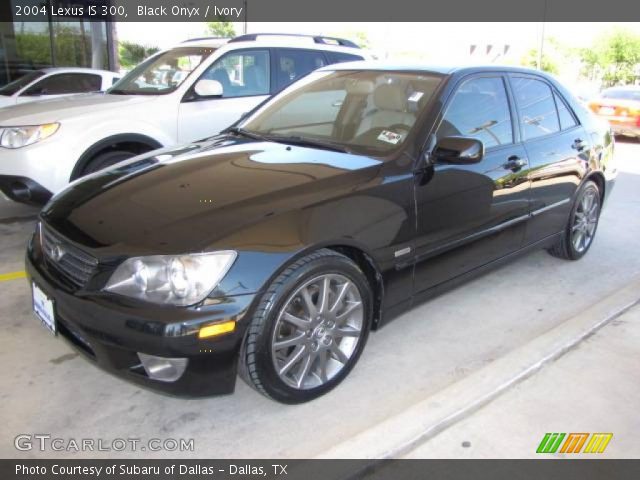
left=589, top=86, right=640, bottom=138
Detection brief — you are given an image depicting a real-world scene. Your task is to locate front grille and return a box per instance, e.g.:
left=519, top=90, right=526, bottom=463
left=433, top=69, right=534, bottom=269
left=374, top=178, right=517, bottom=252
left=41, top=224, right=98, bottom=288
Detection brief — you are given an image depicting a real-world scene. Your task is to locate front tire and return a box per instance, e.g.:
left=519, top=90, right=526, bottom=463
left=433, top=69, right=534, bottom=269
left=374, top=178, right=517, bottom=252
left=239, top=249, right=372, bottom=404
left=548, top=180, right=601, bottom=260
left=81, top=150, right=138, bottom=176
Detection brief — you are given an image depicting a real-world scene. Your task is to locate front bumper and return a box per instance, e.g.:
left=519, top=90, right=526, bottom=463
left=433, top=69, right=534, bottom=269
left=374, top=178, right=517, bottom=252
left=0, top=174, right=52, bottom=205
left=0, top=133, right=78, bottom=204
left=26, top=240, right=256, bottom=398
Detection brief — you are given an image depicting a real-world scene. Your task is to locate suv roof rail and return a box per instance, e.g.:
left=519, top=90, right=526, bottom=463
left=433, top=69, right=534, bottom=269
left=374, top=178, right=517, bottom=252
left=228, top=33, right=360, bottom=48
left=181, top=37, right=230, bottom=43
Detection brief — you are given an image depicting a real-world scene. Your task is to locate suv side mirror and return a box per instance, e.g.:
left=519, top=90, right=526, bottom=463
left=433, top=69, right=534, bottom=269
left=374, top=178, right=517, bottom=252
left=432, top=136, right=484, bottom=165
left=194, top=79, right=223, bottom=98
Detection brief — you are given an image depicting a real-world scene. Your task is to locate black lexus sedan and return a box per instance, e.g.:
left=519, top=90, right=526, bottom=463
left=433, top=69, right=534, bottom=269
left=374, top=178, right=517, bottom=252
left=27, top=63, right=616, bottom=403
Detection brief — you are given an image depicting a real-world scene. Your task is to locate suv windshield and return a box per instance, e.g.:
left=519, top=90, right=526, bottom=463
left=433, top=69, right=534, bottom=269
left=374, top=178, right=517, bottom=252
left=0, top=71, right=45, bottom=96
left=109, top=47, right=214, bottom=95
left=241, top=70, right=443, bottom=154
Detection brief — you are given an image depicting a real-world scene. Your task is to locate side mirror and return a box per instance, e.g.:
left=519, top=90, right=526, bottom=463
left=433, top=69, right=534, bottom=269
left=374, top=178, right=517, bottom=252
left=194, top=79, right=223, bottom=98
left=432, top=136, right=484, bottom=165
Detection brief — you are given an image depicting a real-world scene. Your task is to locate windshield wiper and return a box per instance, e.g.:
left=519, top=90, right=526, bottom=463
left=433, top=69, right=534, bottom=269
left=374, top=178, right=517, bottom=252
left=266, top=134, right=350, bottom=153
left=223, top=127, right=271, bottom=142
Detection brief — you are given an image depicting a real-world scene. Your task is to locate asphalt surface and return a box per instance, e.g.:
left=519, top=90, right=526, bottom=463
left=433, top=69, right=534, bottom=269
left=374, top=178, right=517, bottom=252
left=0, top=139, right=638, bottom=459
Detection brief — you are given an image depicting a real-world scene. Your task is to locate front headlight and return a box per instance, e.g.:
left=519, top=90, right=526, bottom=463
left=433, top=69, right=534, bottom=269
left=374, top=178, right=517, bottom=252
left=0, top=123, right=60, bottom=149
left=104, top=252, right=237, bottom=306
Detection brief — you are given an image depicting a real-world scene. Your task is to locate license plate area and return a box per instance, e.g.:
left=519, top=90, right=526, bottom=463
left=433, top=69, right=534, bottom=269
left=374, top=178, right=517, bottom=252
left=32, top=282, right=56, bottom=335
left=598, top=106, right=615, bottom=116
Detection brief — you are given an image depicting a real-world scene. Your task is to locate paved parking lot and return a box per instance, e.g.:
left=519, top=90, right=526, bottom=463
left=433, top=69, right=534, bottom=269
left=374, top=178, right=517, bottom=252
left=1, top=140, right=639, bottom=459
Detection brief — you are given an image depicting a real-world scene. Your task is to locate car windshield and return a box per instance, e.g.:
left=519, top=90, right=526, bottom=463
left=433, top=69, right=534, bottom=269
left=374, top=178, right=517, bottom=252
left=109, top=47, right=215, bottom=95
left=602, top=88, right=640, bottom=101
left=0, top=71, right=45, bottom=96
left=241, top=69, right=443, bottom=155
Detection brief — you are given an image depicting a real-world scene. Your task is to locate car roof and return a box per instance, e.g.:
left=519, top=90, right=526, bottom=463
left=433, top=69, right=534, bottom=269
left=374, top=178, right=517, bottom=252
left=319, top=61, right=553, bottom=77
left=40, top=67, right=117, bottom=76
left=177, top=35, right=364, bottom=55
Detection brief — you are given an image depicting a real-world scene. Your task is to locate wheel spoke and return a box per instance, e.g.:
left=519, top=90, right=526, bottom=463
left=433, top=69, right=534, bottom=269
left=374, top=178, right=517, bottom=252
left=336, top=301, right=362, bottom=324
left=330, top=282, right=350, bottom=313
left=333, top=326, right=361, bottom=338
left=318, top=276, right=331, bottom=313
left=279, top=344, right=307, bottom=376
left=282, top=312, right=310, bottom=331
left=573, top=231, right=584, bottom=250
left=300, top=287, right=317, bottom=317
left=274, top=332, right=306, bottom=350
left=330, top=343, right=349, bottom=364
left=296, top=350, right=317, bottom=388
left=317, top=350, right=329, bottom=383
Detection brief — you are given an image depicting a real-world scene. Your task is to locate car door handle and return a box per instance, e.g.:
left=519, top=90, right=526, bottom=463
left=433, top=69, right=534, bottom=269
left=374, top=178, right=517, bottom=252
left=572, top=138, right=588, bottom=151
left=503, top=156, right=527, bottom=171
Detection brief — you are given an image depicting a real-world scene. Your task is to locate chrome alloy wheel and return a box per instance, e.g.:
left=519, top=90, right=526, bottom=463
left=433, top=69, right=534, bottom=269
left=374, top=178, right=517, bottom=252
left=571, top=187, right=600, bottom=253
left=271, top=274, right=364, bottom=390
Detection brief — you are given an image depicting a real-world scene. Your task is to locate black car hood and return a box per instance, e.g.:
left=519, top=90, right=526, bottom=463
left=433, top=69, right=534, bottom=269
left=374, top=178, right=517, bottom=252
left=42, top=137, right=382, bottom=256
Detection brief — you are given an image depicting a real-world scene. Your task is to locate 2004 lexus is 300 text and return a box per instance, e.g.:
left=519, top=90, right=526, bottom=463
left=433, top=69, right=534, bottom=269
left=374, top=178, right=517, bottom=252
left=26, top=63, right=616, bottom=403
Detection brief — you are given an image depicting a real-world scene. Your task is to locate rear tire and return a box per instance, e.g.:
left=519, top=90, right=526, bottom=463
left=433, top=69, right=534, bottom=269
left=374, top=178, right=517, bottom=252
left=239, top=249, right=372, bottom=404
left=548, top=180, right=601, bottom=260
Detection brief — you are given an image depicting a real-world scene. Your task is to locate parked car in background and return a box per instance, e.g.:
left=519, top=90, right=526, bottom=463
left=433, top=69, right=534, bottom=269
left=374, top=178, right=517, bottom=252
left=0, top=34, right=369, bottom=206
left=27, top=63, right=615, bottom=403
left=588, top=85, right=640, bottom=138
left=0, top=68, right=120, bottom=108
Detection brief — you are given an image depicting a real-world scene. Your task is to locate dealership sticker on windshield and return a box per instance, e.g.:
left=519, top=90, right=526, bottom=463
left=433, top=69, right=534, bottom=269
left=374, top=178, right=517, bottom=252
left=378, top=130, right=403, bottom=145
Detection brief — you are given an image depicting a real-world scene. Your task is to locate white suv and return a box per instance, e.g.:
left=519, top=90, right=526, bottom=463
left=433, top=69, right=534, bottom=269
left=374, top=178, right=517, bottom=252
left=0, top=34, right=368, bottom=205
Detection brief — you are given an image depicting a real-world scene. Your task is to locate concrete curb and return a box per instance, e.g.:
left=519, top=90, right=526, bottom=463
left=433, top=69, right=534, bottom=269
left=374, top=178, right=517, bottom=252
left=316, top=277, right=640, bottom=459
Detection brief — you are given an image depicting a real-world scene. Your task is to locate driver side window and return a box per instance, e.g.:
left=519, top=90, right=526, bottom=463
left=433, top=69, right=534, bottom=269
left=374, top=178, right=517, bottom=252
left=200, top=50, right=270, bottom=98
left=437, top=76, right=513, bottom=149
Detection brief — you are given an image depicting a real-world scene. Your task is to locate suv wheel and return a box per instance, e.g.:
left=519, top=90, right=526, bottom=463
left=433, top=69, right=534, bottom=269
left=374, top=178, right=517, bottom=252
left=239, top=249, right=372, bottom=403
left=82, top=150, right=137, bottom=176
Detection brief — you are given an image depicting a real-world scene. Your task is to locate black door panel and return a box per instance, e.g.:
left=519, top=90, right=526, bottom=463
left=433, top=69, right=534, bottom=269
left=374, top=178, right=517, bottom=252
left=412, top=74, right=532, bottom=294
left=413, top=144, right=530, bottom=292
left=509, top=74, right=587, bottom=243
left=522, top=128, right=587, bottom=242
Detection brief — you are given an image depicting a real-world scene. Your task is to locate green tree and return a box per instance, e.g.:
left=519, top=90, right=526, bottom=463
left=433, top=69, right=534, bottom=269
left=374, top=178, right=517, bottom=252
left=118, top=41, right=159, bottom=69
left=521, top=37, right=569, bottom=75
left=581, top=28, right=640, bottom=86
left=207, top=21, right=236, bottom=38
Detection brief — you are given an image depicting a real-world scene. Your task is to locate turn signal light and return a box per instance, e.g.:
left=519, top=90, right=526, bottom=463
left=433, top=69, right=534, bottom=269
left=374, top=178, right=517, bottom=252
left=198, top=320, right=236, bottom=339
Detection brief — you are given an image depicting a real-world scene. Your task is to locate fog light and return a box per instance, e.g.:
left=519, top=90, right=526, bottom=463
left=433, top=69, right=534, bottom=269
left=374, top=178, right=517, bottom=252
left=198, top=320, right=236, bottom=339
left=137, top=353, right=188, bottom=382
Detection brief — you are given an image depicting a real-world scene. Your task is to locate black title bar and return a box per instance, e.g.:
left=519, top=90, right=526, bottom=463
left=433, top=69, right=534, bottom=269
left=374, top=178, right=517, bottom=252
left=2, top=460, right=640, bottom=480
left=2, top=0, right=640, bottom=22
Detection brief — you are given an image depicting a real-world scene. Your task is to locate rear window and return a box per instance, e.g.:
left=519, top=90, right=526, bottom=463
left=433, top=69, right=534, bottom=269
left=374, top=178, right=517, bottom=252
left=326, top=52, right=364, bottom=64
left=23, top=73, right=102, bottom=96
left=602, top=88, right=640, bottom=101
left=0, top=70, right=45, bottom=96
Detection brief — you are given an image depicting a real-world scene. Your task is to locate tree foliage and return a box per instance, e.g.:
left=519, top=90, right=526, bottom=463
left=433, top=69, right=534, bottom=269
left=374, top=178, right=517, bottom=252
left=118, top=41, right=159, bottom=69
left=206, top=21, right=236, bottom=38
left=521, top=37, right=570, bottom=75
left=581, top=28, right=640, bottom=86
